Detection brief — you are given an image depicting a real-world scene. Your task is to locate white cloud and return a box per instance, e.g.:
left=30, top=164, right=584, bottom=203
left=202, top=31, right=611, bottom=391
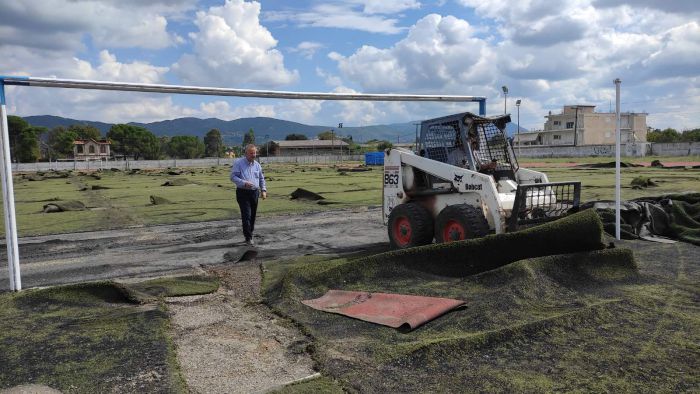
left=199, top=101, right=276, bottom=120
left=0, top=0, right=189, bottom=50
left=356, top=0, right=422, bottom=14
left=264, top=3, right=407, bottom=34
left=172, top=0, right=298, bottom=88
left=289, top=41, right=324, bottom=59
left=330, top=14, right=496, bottom=92
left=5, top=49, right=174, bottom=123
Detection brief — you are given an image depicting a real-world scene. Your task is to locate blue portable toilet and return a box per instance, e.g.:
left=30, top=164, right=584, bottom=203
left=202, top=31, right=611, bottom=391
left=364, top=151, right=384, bottom=166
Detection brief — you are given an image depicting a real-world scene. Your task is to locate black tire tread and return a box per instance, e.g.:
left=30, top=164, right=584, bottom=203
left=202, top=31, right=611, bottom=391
left=388, top=203, right=434, bottom=249
left=435, top=204, right=489, bottom=243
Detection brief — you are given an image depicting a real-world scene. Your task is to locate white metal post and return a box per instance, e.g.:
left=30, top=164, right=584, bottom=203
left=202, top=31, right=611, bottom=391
left=0, top=81, right=21, bottom=290
left=614, top=78, right=622, bottom=240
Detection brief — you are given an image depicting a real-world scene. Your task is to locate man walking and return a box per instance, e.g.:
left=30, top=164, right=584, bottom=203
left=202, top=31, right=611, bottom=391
left=231, top=144, right=267, bottom=245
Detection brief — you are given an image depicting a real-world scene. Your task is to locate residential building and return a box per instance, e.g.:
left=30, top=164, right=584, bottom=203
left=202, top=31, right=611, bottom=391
left=270, top=139, right=349, bottom=156
left=514, top=105, right=648, bottom=146
left=73, top=139, right=111, bottom=160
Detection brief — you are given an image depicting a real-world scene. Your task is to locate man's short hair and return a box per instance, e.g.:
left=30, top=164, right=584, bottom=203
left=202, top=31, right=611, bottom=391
left=245, top=144, right=257, bottom=152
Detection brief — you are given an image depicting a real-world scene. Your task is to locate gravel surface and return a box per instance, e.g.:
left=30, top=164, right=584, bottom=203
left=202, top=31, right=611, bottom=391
left=168, top=262, right=317, bottom=393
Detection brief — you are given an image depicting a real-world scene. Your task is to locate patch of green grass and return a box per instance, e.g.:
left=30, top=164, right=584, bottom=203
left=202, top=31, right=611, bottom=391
left=0, top=282, right=187, bottom=393
left=4, top=164, right=383, bottom=236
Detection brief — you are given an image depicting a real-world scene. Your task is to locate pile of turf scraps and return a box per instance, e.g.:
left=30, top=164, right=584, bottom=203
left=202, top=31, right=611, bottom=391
left=150, top=195, right=173, bottom=205
left=264, top=209, right=698, bottom=392
left=121, top=275, right=220, bottom=303
left=290, top=188, right=325, bottom=201
left=630, top=176, right=658, bottom=188
left=42, top=200, right=86, bottom=213
left=161, top=178, right=195, bottom=186
left=0, top=276, right=218, bottom=392
left=576, top=162, right=643, bottom=168
left=582, top=192, right=700, bottom=245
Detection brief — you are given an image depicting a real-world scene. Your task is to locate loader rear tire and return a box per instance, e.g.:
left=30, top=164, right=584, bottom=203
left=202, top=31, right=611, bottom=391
left=388, top=203, right=434, bottom=249
left=435, top=204, right=489, bottom=243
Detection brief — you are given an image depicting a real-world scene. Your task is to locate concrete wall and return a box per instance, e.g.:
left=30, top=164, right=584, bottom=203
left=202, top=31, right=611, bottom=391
left=651, top=142, right=700, bottom=156
left=13, top=154, right=366, bottom=172
left=515, top=143, right=652, bottom=158
left=515, top=142, right=700, bottom=158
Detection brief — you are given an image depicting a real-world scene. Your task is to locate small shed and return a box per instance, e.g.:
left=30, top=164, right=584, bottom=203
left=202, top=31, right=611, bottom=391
left=73, top=139, right=111, bottom=160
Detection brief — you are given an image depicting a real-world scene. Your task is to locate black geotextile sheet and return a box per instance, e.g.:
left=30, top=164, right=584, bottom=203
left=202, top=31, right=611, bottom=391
left=263, top=210, right=700, bottom=392
left=582, top=192, right=700, bottom=245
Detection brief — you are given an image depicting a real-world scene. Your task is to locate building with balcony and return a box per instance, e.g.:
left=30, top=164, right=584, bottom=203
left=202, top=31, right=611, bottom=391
left=514, top=105, right=648, bottom=146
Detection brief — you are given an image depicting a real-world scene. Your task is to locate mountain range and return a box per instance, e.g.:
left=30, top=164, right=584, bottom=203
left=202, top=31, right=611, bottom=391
left=23, top=115, right=524, bottom=145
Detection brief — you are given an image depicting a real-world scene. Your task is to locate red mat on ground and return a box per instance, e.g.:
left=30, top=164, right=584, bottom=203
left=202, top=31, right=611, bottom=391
left=302, top=290, right=465, bottom=331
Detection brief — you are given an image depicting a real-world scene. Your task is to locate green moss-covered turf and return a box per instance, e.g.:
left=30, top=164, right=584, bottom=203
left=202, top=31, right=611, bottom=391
left=124, top=275, right=220, bottom=302
left=263, top=215, right=699, bottom=392
left=0, top=275, right=219, bottom=392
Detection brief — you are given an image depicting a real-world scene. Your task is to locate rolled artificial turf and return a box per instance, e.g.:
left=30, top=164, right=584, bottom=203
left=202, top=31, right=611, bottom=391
left=358, top=208, right=606, bottom=277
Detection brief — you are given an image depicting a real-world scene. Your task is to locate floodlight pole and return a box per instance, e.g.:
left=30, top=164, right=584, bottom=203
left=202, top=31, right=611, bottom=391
left=0, top=79, right=21, bottom=291
left=614, top=78, right=621, bottom=240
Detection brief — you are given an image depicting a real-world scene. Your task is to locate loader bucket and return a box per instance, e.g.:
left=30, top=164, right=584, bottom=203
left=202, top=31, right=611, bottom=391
left=507, top=181, right=581, bottom=231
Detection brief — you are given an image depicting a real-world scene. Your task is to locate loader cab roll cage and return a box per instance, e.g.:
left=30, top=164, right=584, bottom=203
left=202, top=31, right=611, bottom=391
left=419, top=112, right=518, bottom=181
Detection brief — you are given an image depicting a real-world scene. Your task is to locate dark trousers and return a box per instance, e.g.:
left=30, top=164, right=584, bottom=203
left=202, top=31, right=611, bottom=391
left=236, top=188, right=259, bottom=240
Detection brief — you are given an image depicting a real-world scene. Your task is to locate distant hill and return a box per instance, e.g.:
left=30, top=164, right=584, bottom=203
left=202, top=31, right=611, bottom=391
left=23, top=115, right=521, bottom=145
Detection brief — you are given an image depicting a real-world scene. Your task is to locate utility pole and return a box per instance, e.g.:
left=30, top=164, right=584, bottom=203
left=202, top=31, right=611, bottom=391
left=516, top=99, right=521, bottom=156
left=502, top=86, right=509, bottom=114
left=573, top=106, right=579, bottom=146
left=614, top=78, right=622, bottom=240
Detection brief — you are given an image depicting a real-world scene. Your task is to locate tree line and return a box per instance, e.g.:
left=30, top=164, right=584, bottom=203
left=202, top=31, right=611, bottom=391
left=7, top=115, right=229, bottom=162
left=6, top=115, right=396, bottom=163
left=646, top=128, right=700, bottom=143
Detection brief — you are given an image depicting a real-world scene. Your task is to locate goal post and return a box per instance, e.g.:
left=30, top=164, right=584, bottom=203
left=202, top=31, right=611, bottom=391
left=0, top=75, right=487, bottom=291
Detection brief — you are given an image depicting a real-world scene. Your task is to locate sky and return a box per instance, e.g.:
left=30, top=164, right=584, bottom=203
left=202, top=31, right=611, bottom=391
left=1, top=0, right=699, bottom=132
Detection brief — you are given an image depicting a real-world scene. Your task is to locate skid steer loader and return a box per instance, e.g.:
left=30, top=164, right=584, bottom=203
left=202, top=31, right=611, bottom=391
left=383, top=112, right=581, bottom=249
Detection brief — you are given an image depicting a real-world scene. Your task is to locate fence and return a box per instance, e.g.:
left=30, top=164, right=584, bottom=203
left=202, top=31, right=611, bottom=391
left=12, top=154, right=366, bottom=172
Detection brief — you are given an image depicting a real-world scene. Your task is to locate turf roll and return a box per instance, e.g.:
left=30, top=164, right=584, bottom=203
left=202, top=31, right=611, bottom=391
left=357, top=208, right=606, bottom=277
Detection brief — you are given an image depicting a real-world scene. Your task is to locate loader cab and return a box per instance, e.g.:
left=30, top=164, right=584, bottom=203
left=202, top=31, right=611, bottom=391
left=419, top=112, right=519, bottom=181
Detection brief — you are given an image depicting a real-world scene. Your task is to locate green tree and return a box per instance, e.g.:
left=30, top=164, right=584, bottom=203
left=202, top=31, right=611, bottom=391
left=259, top=141, right=279, bottom=156
left=16, top=128, right=42, bottom=162
left=317, top=130, right=335, bottom=140
left=680, top=128, right=700, bottom=142
left=243, top=128, right=255, bottom=146
left=47, top=127, right=80, bottom=158
left=68, top=124, right=101, bottom=140
left=376, top=140, right=393, bottom=151
left=647, top=128, right=680, bottom=143
left=107, top=124, right=160, bottom=160
left=285, top=133, right=308, bottom=140
left=167, top=135, right=205, bottom=159
left=204, top=128, right=224, bottom=157
left=7, top=115, right=29, bottom=161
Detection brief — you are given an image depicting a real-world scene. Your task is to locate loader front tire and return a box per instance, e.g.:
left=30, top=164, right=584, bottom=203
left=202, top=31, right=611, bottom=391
left=435, top=204, right=489, bottom=243
left=388, top=203, right=434, bottom=249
